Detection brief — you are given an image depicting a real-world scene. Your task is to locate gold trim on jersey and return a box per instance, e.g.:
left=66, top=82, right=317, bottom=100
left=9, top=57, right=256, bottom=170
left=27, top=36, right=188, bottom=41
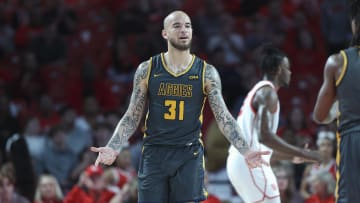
left=160, top=53, right=195, bottom=77
left=336, top=50, right=348, bottom=86
left=199, top=97, right=207, bottom=125
left=143, top=111, right=149, bottom=138
left=202, top=155, right=208, bottom=198
left=335, top=131, right=341, bottom=201
left=145, top=57, right=153, bottom=88
left=202, top=61, right=207, bottom=95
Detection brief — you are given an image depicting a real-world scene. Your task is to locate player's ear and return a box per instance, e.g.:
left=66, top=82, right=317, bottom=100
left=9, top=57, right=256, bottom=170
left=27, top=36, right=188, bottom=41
left=162, top=29, right=168, bottom=40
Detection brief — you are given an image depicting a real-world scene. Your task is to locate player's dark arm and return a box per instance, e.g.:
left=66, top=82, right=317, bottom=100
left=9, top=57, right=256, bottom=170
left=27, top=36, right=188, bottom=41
left=256, top=87, right=318, bottom=161
left=105, top=61, right=149, bottom=152
left=204, top=64, right=250, bottom=153
left=271, top=150, right=296, bottom=161
left=313, top=54, right=342, bottom=124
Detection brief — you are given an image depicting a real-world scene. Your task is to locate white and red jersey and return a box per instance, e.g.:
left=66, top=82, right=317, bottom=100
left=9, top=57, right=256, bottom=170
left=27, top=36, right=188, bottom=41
left=227, top=80, right=282, bottom=203
left=229, top=80, right=279, bottom=156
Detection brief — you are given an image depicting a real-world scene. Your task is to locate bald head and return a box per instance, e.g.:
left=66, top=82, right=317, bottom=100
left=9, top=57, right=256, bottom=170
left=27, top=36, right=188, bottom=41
left=163, top=10, right=191, bottom=29
left=162, top=10, right=192, bottom=51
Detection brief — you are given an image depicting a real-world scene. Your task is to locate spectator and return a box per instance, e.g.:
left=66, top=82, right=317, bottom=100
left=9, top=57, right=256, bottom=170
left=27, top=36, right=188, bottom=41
left=23, top=117, right=46, bottom=176
left=5, top=132, right=36, bottom=201
left=278, top=106, right=315, bottom=188
left=300, top=130, right=336, bottom=199
left=63, top=165, right=116, bottom=203
left=0, top=162, right=30, bottom=203
left=34, top=174, right=63, bottom=203
left=113, top=148, right=136, bottom=190
left=278, top=106, right=314, bottom=149
left=41, top=125, right=77, bottom=190
left=0, top=94, right=20, bottom=163
left=58, top=106, right=92, bottom=158
left=75, top=96, right=101, bottom=133
left=273, top=162, right=303, bottom=203
left=305, top=171, right=335, bottom=203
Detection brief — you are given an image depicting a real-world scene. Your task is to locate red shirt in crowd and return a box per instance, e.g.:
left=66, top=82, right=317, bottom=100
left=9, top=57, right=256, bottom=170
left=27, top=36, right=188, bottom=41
left=34, top=199, right=62, bottom=203
left=305, top=195, right=335, bottom=203
left=63, top=185, right=115, bottom=203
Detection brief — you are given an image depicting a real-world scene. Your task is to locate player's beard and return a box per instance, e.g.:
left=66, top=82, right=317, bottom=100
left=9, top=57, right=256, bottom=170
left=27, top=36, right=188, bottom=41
left=169, top=38, right=191, bottom=51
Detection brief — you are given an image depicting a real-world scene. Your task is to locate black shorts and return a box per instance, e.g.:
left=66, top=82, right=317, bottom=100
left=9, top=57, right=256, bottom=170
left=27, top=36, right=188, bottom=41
left=138, top=143, right=206, bottom=203
left=336, top=131, right=360, bottom=203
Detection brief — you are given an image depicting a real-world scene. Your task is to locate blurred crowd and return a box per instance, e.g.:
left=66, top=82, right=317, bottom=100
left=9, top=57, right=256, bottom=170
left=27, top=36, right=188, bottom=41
left=0, top=0, right=351, bottom=202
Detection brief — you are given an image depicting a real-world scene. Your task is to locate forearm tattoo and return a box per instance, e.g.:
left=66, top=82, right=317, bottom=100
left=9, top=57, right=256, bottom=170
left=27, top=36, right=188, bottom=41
left=106, top=61, right=149, bottom=152
left=205, top=64, right=250, bottom=153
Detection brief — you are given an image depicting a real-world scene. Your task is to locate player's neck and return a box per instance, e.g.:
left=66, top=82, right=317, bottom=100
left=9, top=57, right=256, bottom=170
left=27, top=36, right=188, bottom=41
left=163, top=49, right=192, bottom=74
left=263, top=77, right=280, bottom=91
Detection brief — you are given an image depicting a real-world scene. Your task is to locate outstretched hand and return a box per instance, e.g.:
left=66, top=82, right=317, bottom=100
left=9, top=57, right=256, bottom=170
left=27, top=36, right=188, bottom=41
left=292, top=143, right=309, bottom=164
left=243, top=150, right=271, bottom=168
left=90, top=146, right=119, bottom=166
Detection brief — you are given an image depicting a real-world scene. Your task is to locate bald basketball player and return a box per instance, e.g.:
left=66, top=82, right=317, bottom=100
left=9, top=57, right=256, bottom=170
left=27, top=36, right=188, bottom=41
left=91, top=10, right=269, bottom=203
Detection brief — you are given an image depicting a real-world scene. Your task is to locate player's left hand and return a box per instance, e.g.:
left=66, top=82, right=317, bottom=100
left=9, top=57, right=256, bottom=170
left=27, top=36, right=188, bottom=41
left=244, top=150, right=270, bottom=168
left=91, top=146, right=119, bottom=166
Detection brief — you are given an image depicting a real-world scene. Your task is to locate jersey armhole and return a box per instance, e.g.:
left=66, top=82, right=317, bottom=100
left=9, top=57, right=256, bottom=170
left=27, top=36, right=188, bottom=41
left=335, top=50, right=348, bottom=87
left=250, top=83, right=276, bottom=114
left=145, top=57, right=153, bottom=88
left=202, top=60, right=207, bottom=95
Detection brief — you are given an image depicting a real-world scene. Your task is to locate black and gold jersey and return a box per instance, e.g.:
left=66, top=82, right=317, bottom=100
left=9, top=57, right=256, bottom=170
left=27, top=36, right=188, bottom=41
left=336, top=47, right=360, bottom=134
left=144, top=53, right=207, bottom=146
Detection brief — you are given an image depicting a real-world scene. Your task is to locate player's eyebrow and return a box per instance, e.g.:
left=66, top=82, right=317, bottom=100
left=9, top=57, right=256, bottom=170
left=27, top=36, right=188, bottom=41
left=172, top=22, right=181, bottom=27
left=172, top=22, right=192, bottom=27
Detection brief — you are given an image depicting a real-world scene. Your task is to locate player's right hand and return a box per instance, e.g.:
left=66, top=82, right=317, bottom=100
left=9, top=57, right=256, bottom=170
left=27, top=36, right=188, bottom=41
left=90, top=146, right=119, bottom=166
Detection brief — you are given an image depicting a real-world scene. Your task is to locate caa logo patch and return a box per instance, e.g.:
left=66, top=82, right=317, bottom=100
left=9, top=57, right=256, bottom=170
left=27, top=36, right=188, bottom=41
left=189, top=75, right=199, bottom=80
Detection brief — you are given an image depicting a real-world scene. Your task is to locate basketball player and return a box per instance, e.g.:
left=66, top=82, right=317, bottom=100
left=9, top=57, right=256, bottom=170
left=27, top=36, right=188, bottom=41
left=91, top=10, right=269, bottom=203
left=313, top=1, right=360, bottom=202
left=227, top=45, right=321, bottom=203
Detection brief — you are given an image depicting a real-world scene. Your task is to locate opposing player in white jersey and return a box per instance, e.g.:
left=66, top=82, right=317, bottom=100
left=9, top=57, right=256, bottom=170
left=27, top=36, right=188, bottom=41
left=227, top=45, right=321, bottom=203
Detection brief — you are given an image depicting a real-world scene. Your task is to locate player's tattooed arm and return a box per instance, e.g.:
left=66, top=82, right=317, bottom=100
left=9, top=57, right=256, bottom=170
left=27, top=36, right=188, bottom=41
left=106, top=61, right=149, bottom=152
left=205, top=64, right=250, bottom=154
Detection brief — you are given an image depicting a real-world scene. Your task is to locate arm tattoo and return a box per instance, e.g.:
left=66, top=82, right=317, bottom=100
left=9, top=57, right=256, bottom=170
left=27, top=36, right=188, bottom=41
left=106, top=61, right=149, bottom=152
left=205, top=64, right=250, bottom=153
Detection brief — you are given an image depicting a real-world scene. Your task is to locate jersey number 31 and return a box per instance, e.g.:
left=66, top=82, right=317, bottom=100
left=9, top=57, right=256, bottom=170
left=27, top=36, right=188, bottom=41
left=164, top=100, right=184, bottom=120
